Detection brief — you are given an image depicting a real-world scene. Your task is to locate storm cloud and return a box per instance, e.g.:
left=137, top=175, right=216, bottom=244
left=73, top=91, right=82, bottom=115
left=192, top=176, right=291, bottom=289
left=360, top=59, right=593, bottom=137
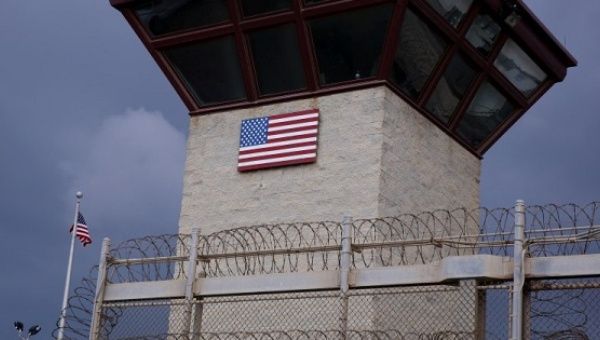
left=60, top=108, right=186, bottom=237
left=0, top=0, right=599, bottom=338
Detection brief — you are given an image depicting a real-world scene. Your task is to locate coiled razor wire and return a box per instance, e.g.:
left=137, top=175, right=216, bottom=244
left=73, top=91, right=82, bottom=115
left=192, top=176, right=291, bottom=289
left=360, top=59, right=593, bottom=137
left=52, top=265, right=123, bottom=340
left=53, top=202, right=600, bottom=339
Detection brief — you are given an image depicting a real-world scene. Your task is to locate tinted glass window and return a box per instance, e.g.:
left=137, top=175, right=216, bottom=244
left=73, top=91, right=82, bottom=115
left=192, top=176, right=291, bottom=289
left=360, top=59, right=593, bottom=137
left=494, top=39, right=547, bottom=97
left=390, top=10, right=447, bottom=100
left=309, top=4, right=393, bottom=85
left=164, top=36, right=246, bottom=105
left=426, top=54, right=477, bottom=124
left=426, top=0, right=473, bottom=28
left=134, top=0, right=230, bottom=37
left=457, top=81, right=513, bottom=147
left=466, top=14, right=501, bottom=56
left=249, top=24, right=306, bottom=95
left=240, top=0, right=291, bottom=17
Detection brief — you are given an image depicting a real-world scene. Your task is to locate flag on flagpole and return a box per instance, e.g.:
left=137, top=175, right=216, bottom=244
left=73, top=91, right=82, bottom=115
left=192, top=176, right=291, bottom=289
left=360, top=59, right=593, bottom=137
left=69, top=212, right=92, bottom=246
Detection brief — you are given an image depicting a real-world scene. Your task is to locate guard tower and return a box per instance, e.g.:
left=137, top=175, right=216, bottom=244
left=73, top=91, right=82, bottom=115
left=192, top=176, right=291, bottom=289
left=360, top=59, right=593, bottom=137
left=109, top=0, right=576, bottom=235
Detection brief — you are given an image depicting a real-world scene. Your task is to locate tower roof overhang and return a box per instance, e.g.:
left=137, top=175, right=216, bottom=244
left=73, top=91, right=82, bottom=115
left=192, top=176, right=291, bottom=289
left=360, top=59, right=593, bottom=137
left=109, top=0, right=576, bottom=156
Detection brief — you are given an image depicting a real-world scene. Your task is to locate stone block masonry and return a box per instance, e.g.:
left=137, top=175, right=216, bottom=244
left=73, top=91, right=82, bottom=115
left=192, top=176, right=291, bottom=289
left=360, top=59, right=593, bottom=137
left=179, top=86, right=480, bottom=235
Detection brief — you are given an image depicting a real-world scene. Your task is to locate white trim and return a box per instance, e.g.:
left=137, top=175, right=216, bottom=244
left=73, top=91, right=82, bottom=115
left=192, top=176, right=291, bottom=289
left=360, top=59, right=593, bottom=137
left=240, top=137, right=317, bottom=152
left=238, top=153, right=316, bottom=167
left=239, top=145, right=317, bottom=159
left=268, top=121, right=318, bottom=132
left=269, top=112, right=319, bottom=124
left=268, top=129, right=318, bottom=140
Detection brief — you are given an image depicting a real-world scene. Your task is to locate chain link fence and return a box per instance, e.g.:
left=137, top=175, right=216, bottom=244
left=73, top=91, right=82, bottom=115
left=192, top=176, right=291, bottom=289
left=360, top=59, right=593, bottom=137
left=526, top=277, right=600, bottom=339
left=477, top=281, right=511, bottom=340
left=81, top=279, right=600, bottom=340
left=96, top=285, right=483, bottom=339
left=93, top=280, right=600, bottom=339
left=53, top=202, right=600, bottom=339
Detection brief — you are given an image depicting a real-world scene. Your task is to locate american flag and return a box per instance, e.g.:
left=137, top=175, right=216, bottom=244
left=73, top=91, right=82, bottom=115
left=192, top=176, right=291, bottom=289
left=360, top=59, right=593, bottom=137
left=70, top=212, right=92, bottom=247
left=238, top=109, right=319, bottom=172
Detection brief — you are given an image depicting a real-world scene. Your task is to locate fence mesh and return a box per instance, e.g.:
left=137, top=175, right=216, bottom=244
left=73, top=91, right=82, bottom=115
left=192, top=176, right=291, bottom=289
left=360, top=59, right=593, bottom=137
left=477, top=281, right=511, bottom=340
left=91, top=280, right=600, bottom=339
left=346, top=283, right=478, bottom=338
left=526, top=277, right=600, bottom=340
left=99, top=300, right=188, bottom=339
left=202, top=291, right=340, bottom=333
left=95, top=284, right=487, bottom=339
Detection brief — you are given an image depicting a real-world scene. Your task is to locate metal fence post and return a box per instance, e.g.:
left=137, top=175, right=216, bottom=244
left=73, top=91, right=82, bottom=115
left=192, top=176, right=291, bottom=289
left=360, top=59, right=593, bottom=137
left=183, top=228, right=200, bottom=338
left=512, top=200, right=526, bottom=340
left=340, top=216, right=353, bottom=340
left=89, top=237, right=111, bottom=340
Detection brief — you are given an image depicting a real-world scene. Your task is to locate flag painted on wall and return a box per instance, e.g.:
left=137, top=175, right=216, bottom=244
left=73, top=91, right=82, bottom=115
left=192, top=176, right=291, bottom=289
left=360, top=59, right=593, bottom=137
left=69, top=212, right=92, bottom=247
left=238, top=108, right=319, bottom=172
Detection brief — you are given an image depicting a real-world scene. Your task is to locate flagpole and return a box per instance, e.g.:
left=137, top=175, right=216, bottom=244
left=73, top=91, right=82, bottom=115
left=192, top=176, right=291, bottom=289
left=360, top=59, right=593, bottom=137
left=57, top=191, right=82, bottom=340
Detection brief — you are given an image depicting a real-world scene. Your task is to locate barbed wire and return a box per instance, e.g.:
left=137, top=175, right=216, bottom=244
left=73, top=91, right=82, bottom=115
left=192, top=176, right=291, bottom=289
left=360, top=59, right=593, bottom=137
left=526, top=203, right=600, bottom=257
left=51, top=266, right=123, bottom=340
left=103, top=202, right=600, bottom=282
left=107, top=234, right=191, bottom=283
left=198, top=221, right=342, bottom=277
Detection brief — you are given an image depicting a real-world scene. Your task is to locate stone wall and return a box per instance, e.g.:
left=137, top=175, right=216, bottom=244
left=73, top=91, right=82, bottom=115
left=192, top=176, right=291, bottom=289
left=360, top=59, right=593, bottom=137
left=379, top=88, right=481, bottom=217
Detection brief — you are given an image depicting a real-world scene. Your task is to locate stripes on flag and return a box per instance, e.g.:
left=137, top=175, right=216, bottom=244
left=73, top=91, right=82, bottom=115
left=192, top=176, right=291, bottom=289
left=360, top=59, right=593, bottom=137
left=70, top=212, right=92, bottom=247
left=238, top=109, right=319, bottom=172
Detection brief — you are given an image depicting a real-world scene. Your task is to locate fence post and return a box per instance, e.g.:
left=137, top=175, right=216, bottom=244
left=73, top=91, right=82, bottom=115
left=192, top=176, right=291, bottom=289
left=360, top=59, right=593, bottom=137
left=183, top=228, right=200, bottom=338
left=89, top=237, right=111, bottom=340
left=512, top=200, right=526, bottom=340
left=340, top=216, right=353, bottom=340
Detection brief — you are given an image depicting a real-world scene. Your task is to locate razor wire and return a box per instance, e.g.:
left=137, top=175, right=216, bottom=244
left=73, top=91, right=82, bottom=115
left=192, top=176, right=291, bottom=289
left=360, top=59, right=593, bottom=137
left=51, top=265, right=122, bottom=340
left=107, top=234, right=191, bottom=283
left=53, top=202, right=600, bottom=339
left=105, top=202, right=600, bottom=283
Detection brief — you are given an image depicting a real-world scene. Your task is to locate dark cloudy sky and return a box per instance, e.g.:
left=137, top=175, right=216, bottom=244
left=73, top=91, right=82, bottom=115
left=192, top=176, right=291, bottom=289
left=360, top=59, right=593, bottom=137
left=0, top=0, right=598, bottom=338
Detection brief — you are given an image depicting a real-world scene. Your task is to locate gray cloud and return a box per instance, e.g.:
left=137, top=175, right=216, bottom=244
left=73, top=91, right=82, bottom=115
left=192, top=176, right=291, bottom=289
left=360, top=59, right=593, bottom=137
left=0, top=106, right=186, bottom=338
left=61, top=108, right=186, bottom=237
left=0, top=0, right=598, bottom=338
left=0, top=0, right=186, bottom=336
left=481, top=0, right=600, bottom=208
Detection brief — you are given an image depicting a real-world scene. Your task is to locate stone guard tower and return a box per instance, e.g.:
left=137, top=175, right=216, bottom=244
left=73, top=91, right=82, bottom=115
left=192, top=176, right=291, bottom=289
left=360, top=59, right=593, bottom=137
left=108, top=0, right=575, bottom=336
left=109, top=0, right=575, bottom=236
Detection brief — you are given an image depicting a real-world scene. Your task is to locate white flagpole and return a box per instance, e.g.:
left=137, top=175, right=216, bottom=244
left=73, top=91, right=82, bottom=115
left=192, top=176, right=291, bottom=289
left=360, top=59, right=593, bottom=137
left=57, top=191, right=83, bottom=340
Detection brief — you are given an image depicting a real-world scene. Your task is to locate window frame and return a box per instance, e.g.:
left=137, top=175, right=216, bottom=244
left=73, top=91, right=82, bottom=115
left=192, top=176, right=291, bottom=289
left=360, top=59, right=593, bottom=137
left=112, top=0, right=575, bottom=156
left=245, top=22, right=308, bottom=97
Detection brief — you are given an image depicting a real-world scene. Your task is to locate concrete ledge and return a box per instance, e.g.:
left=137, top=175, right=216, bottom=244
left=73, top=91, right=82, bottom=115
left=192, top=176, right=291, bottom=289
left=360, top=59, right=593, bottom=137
left=104, top=279, right=186, bottom=301
left=353, top=255, right=514, bottom=287
left=102, top=254, right=600, bottom=302
left=528, top=253, right=600, bottom=278
left=197, top=271, right=339, bottom=296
